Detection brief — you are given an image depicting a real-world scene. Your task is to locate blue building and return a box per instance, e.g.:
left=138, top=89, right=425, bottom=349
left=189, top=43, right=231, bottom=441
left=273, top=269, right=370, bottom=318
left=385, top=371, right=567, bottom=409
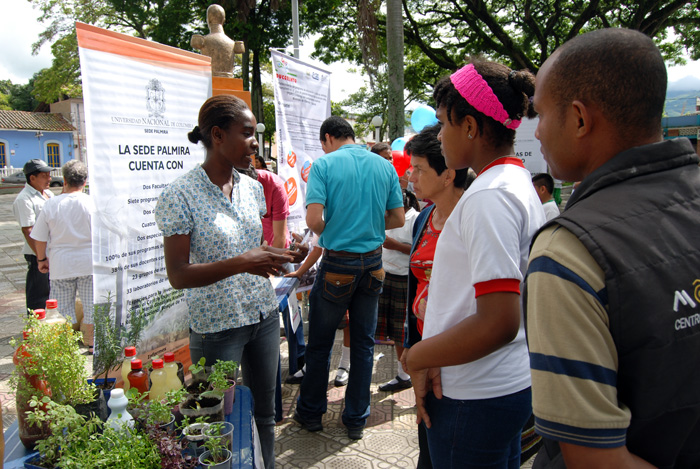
left=0, top=110, right=75, bottom=170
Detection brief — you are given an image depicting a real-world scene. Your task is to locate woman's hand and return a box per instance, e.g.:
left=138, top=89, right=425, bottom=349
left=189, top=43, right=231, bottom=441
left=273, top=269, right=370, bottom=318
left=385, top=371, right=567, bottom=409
left=284, top=270, right=303, bottom=279
left=239, top=246, right=294, bottom=277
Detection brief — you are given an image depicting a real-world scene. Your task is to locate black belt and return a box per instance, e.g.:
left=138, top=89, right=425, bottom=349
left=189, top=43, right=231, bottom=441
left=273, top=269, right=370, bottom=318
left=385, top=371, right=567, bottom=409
left=324, top=247, right=382, bottom=258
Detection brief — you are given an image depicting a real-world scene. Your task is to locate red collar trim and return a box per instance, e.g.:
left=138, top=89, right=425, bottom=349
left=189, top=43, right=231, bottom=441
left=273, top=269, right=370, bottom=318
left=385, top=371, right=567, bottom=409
left=478, top=157, right=524, bottom=176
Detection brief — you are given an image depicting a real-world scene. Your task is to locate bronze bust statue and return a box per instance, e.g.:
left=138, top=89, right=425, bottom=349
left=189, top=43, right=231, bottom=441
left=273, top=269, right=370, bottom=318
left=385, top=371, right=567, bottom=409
left=191, top=4, right=245, bottom=78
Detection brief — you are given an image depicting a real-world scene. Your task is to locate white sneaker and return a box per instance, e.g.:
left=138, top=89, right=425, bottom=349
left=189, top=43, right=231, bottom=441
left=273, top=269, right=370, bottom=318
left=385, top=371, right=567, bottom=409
left=334, top=367, right=349, bottom=387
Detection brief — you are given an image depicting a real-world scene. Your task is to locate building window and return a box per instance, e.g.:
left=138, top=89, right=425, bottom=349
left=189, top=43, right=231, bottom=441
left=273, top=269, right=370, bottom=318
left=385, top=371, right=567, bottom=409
left=47, top=143, right=60, bottom=167
left=0, top=141, right=6, bottom=168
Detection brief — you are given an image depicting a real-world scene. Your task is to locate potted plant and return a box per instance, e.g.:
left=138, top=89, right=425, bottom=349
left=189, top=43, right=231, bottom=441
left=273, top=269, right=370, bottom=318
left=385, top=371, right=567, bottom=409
left=126, top=387, right=186, bottom=431
left=10, top=315, right=95, bottom=449
left=181, top=418, right=210, bottom=458
left=23, top=396, right=102, bottom=469
left=143, top=423, right=197, bottom=469
left=179, top=390, right=225, bottom=423
left=208, top=360, right=238, bottom=415
left=186, top=356, right=208, bottom=392
left=203, top=421, right=234, bottom=453
left=198, top=429, right=233, bottom=469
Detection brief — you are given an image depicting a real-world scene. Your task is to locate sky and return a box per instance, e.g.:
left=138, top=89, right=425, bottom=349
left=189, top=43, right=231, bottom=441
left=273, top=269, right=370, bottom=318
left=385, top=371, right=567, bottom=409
left=1, top=1, right=698, bottom=97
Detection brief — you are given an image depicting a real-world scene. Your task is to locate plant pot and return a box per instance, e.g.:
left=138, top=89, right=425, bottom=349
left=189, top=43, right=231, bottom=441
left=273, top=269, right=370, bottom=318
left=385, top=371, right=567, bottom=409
left=75, top=384, right=110, bottom=422
left=203, top=421, right=234, bottom=453
left=17, top=399, right=50, bottom=450
left=158, top=412, right=176, bottom=432
left=182, top=422, right=209, bottom=458
left=198, top=448, right=232, bottom=469
left=179, top=391, right=225, bottom=423
left=222, top=381, right=236, bottom=416
left=24, top=454, right=52, bottom=469
left=185, top=379, right=208, bottom=397
left=87, top=377, right=117, bottom=418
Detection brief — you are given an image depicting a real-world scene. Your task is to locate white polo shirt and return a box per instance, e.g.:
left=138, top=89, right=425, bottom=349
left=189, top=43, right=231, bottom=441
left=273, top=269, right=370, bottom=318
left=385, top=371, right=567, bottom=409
left=422, top=157, right=546, bottom=400
left=13, top=183, right=53, bottom=256
left=382, top=207, right=419, bottom=276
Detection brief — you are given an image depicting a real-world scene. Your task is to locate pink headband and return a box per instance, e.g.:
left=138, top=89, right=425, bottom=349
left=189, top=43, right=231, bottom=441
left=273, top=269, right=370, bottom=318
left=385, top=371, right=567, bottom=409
left=450, top=64, right=521, bottom=130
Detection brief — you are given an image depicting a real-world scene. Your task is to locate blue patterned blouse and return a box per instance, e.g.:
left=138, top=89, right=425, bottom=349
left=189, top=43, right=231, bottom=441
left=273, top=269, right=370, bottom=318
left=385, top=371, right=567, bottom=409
left=155, top=164, right=278, bottom=334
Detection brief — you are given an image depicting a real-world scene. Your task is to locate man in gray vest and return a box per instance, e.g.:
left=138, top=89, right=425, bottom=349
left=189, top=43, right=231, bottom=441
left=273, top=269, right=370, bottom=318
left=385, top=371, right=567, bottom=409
left=526, top=29, right=700, bottom=468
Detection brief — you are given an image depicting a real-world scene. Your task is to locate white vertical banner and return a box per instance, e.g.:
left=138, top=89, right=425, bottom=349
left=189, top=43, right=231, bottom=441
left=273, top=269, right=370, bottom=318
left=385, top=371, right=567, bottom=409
left=271, top=50, right=331, bottom=232
left=514, top=117, right=547, bottom=175
left=77, top=23, right=211, bottom=367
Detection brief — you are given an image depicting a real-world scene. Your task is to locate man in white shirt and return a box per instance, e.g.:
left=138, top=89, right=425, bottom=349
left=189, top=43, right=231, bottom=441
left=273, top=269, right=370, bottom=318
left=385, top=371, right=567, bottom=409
left=532, top=173, right=560, bottom=221
left=12, top=159, right=54, bottom=312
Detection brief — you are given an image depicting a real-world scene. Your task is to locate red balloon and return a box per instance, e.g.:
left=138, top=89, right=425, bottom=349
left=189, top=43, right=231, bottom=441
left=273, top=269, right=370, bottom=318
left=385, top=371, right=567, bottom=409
left=391, top=150, right=411, bottom=177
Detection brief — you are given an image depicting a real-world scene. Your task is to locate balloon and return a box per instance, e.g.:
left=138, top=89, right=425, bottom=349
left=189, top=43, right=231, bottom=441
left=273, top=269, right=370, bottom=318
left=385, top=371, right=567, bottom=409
left=391, top=137, right=407, bottom=152
left=391, top=150, right=411, bottom=177
left=411, top=105, right=439, bottom=133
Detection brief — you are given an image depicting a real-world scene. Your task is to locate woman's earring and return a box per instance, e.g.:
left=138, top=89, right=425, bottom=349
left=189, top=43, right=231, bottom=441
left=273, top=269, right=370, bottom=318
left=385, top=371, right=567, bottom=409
left=468, top=134, right=473, bottom=139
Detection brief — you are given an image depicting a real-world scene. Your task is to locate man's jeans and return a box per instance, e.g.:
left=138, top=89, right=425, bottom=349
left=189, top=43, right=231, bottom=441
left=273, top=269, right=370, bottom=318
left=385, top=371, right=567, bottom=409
left=296, top=250, right=384, bottom=429
left=189, top=311, right=279, bottom=469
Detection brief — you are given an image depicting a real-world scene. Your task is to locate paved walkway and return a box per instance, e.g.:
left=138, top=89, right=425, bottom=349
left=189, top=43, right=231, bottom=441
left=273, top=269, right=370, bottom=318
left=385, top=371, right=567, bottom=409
left=0, top=186, right=535, bottom=468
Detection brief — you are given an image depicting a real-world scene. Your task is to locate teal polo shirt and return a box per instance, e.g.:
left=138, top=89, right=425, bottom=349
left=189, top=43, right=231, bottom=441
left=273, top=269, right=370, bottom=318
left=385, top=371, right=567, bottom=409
left=305, top=144, right=403, bottom=253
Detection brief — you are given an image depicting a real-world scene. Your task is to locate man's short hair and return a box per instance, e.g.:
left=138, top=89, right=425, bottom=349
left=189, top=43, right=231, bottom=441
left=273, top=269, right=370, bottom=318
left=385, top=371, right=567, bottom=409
left=319, top=116, right=355, bottom=143
left=371, top=142, right=391, bottom=155
left=547, top=28, right=666, bottom=136
left=532, top=173, right=554, bottom=195
left=62, top=160, right=88, bottom=187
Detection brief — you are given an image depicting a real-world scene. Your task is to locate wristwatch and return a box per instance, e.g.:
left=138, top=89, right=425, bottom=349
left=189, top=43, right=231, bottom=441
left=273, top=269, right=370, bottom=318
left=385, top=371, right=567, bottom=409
left=37, top=258, right=47, bottom=262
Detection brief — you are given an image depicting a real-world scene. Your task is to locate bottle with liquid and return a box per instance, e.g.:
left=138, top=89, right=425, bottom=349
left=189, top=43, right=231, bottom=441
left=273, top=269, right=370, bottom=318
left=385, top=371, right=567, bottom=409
left=149, top=359, right=168, bottom=401
left=121, top=346, right=137, bottom=391
left=13, top=330, right=51, bottom=449
left=44, top=299, right=67, bottom=325
left=106, top=388, right=134, bottom=430
left=34, top=309, right=46, bottom=321
left=163, top=352, right=182, bottom=391
left=127, top=359, right=149, bottom=395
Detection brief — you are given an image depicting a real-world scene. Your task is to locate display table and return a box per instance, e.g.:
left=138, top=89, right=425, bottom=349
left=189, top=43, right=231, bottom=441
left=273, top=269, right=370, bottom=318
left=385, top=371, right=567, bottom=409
left=3, top=385, right=258, bottom=468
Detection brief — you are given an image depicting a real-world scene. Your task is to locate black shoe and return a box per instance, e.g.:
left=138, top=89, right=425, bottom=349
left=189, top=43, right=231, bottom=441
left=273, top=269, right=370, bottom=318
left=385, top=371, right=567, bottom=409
left=334, top=367, right=349, bottom=387
left=293, top=410, right=323, bottom=432
left=378, top=376, right=412, bottom=392
left=347, top=426, right=364, bottom=440
left=285, top=368, right=305, bottom=384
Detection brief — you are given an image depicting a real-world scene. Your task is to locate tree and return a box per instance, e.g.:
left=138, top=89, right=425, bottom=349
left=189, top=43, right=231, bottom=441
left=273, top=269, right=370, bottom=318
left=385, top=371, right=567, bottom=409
left=400, top=0, right=700, bottom=72
left=386, top=0, right=405, bottom=141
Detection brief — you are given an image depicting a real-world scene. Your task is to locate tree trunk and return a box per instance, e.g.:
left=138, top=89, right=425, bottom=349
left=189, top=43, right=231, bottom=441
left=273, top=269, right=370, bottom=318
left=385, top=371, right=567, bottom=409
left=241, top=41, right=250, bottom=92
left=386, top=0, right=404, bottom=141
left=251, top=48, right=264, bottom=123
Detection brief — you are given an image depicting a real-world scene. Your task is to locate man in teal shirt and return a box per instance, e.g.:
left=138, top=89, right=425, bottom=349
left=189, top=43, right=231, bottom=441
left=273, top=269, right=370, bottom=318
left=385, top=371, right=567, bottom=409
left=295, top=116, right=404, bottom=439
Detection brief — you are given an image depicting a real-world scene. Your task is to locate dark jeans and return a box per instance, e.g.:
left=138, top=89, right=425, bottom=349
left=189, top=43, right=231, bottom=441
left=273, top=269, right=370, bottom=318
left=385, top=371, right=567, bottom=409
left=189, top=311, right=279, bottom=469
left=296, top=251, right=384, bottom=429
left=25, top=254, right=49, bottom=312
left=426, top=387, right=532, bottom=469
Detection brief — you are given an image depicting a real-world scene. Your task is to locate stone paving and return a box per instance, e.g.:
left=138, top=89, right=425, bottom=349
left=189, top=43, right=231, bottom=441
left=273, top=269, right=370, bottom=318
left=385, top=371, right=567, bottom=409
left=0, top=185, right=535, bottom=468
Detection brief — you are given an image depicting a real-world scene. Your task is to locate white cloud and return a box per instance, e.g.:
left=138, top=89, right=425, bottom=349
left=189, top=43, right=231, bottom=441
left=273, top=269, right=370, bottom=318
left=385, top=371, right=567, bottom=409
left=0, top=1, right=54, bottom=84
left=667, top=60, right=700, bottom=83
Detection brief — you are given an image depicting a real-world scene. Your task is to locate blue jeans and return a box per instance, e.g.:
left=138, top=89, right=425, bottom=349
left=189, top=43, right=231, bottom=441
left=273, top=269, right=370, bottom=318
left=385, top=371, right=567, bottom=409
left=426, top=387, right=532, bottom=469
left=296, top=251, right=384, bottom=429
left=189, top=311, right=279, bottom=469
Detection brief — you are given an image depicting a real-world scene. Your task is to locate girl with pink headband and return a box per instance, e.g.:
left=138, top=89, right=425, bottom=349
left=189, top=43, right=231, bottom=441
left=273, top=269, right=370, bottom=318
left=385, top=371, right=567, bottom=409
left=403, top=60, right=545, bottom=468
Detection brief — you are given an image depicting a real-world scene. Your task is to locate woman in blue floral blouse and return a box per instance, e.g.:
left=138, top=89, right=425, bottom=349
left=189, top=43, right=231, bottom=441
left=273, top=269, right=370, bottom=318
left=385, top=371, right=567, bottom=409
left=155, top=95, right=301, bottom=469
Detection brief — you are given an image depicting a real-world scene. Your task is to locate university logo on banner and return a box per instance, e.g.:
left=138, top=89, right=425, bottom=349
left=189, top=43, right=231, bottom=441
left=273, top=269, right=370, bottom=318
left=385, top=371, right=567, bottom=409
left=77, top=22, right=211, bottom=374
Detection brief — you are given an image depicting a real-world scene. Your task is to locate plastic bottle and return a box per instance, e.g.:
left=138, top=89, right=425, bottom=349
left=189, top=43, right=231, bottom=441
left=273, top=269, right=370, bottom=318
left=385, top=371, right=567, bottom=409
left=127, top=359, right=149, bottom=395
left=33, top=309, right=46, bottom=321
left=121, top=346, right=137, bottom=391
left=149, top=359, right=167, bottom=401
left=44, top=299, right=67, bottom=325
left=163, top=352, right=183, bottom=391
left=106, top=388, right=134, bottom=430
left=13, top=330, right=51, bottom=449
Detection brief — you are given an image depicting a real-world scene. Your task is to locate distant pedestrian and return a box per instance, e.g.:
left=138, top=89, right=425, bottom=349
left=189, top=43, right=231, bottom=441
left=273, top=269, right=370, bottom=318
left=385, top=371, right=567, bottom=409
left=532, top=173, right=560, bottom=221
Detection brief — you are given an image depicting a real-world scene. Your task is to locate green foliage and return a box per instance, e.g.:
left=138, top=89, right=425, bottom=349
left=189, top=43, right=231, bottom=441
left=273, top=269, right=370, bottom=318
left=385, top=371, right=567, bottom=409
left=202, top=428, right=229, bottom=464
left=26, top=396, right=103, bottom=468
left=32, top=33, right=82, bottom=103
left=126, top=386, right=186, bottom=426
left=11, top=315, right=94, bottom=406
left=188, top=356, right=207, bottom=378
left=208, top=359, right=237, bottom=393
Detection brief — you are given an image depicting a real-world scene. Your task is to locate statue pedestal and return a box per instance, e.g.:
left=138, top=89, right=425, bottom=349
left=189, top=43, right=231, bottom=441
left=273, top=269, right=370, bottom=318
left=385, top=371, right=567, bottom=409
left=212, top=77, right=252, bottom=109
